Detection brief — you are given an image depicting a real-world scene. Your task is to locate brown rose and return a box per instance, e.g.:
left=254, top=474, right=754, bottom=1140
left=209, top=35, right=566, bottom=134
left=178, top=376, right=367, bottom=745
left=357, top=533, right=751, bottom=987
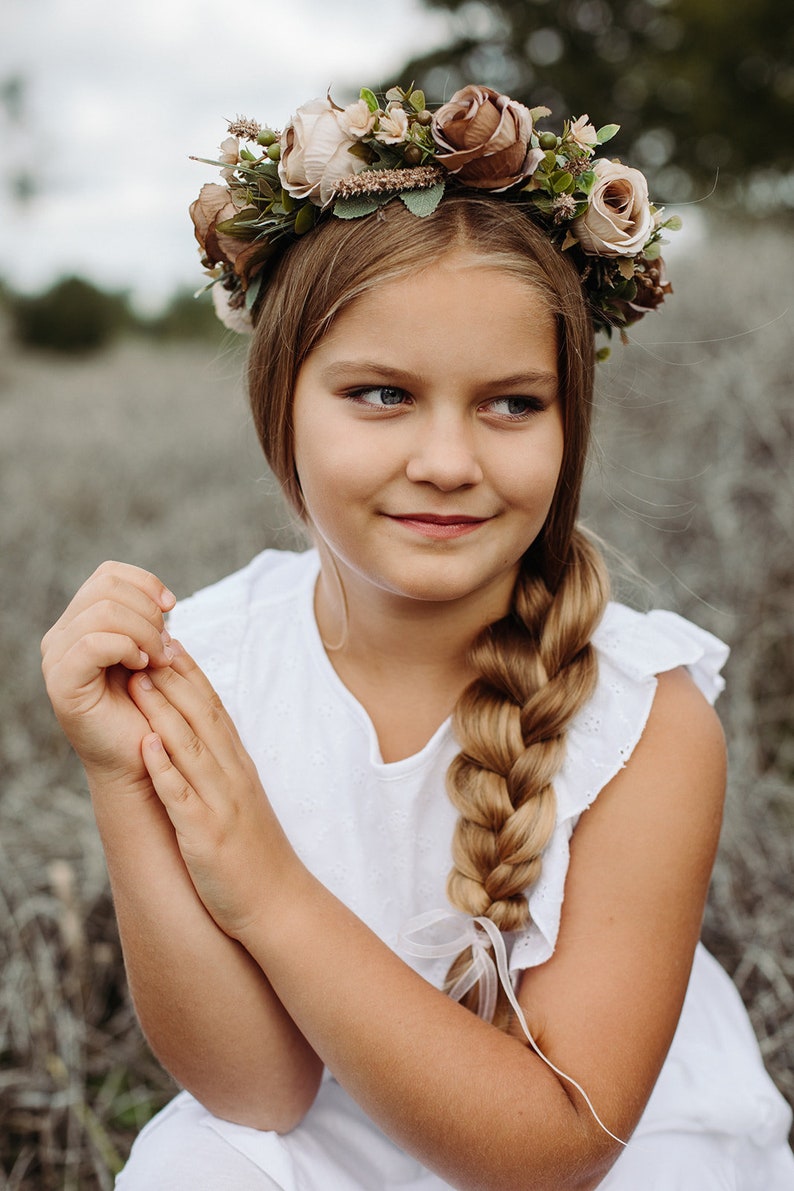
left=431, top=85, right=544, bottom=190
left=610, top=256, right=673, bottom=326
left=189, top=183, right=249, bottom=272
left=571, top=158, right=655, bottom=257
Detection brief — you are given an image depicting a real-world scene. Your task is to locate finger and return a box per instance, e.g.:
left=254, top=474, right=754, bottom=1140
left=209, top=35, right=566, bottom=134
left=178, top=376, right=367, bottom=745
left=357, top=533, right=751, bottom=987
left=159, top=647, right=249, bottom=757
left=141, top=732, right=199, bottom=818
left=129, top=671, right=225, bottom=795
left=43, top=595, right=175, bottom=677
left=42, top=562, right=175, bottom=660
left=46, top=631, right=151, bottom=709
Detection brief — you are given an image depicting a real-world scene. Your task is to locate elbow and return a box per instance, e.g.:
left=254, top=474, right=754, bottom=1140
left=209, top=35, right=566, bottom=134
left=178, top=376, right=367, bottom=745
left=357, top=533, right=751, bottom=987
left=182, top=1065, right=322, bottom=1135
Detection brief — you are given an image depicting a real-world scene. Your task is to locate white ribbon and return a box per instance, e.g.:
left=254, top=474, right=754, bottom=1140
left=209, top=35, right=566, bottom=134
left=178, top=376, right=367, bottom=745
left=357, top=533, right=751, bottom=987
left=399, top=909, right=626, bottom=1147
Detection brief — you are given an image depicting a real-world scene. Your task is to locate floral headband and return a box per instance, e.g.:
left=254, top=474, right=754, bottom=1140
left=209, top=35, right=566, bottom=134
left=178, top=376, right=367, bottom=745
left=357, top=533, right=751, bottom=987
left=190, top=83, right=679, bottom=347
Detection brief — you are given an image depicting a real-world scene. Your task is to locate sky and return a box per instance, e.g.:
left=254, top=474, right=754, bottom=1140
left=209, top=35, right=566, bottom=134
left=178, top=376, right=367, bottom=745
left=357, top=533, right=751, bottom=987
left=1, top=0, right=452, bottom=310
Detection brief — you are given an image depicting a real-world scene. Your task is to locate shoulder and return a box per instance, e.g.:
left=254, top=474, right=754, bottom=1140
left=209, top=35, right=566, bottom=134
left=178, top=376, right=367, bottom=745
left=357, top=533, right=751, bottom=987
left=167, top=548, right=318, bottom=639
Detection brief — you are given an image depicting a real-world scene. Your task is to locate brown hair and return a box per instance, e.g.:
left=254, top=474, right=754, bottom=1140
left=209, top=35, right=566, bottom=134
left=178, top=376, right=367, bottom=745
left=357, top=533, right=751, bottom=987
left=247, top=194, right=609, bottom=1025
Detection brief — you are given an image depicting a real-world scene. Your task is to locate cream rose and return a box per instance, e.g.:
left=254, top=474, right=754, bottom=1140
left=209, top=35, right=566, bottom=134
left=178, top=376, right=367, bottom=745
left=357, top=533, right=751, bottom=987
left=212, top=284, right=253, bottom=334
left=431, top=84, right=544, bottom=190
left=338, top=98, right=377, bottom=139
left=218, top=135, right=240, bottom=180
left=375, top=106, right=409, bottom=144
left=572, top=158, right=655, bottom=256
left=279, top=97, right=368, bottom=206
left=569, top=115, right=598, bottom=150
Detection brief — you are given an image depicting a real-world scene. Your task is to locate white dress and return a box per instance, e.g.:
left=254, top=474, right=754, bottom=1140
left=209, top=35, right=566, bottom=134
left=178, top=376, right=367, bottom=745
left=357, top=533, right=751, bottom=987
left=117, top=549, right=794, bottom=1190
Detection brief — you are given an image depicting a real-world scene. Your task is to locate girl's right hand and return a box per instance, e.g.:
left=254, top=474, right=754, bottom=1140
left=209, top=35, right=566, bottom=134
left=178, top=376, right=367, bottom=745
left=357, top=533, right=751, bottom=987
left=41, top=561, right=177, bottom=785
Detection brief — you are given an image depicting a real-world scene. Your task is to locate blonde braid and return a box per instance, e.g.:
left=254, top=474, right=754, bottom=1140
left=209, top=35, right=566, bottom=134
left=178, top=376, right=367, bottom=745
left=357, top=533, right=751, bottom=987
left=445, top=530, right=610, bottom=1025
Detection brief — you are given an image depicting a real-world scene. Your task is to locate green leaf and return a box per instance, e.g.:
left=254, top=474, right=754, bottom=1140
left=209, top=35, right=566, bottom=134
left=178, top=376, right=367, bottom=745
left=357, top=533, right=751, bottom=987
left=663, top=214, right=683, bottom=231
left=385, top=86, right=404, bottom=103
left=360, top=87, right=379, bottom=113
left=577, top=170, right=596, bottom=195
left=400, top=182, right=445, bottom=217
left=409, top=90, right=426, bottom=113
left=333, top=194, right=383, bottom=220
left=643, top=241, right=662, bottom=260
left=240, top=147, right=257, bottom=161
left=596, top=123, right=620, bottom=144
left=553, top=171, right=574, bottom=193
left=293, top=202, right=317, bottom=235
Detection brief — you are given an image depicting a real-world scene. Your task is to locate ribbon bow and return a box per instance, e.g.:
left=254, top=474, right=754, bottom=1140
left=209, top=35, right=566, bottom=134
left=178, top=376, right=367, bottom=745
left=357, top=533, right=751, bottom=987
left=399, top=908, right=626, bottom=1147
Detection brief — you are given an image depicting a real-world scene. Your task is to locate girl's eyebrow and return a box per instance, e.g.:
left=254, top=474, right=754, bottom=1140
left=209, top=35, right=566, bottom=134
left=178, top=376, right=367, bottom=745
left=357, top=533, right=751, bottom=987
left=318, top=360, right=558, bottom=391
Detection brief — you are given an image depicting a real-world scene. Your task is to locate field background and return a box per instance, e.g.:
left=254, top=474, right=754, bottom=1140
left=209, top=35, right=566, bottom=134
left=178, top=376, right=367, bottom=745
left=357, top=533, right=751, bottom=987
left=1, top=221, right=792, bottom=1188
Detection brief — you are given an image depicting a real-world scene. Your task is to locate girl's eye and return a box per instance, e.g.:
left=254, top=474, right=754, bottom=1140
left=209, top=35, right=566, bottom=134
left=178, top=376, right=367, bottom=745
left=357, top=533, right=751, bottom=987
left=484, top=396, right=544, bottom=419
left=349, top=386, right=410, bottom=409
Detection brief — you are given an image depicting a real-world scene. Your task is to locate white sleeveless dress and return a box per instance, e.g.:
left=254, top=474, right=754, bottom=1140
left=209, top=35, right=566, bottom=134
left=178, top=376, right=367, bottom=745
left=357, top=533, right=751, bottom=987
left=117, top=549, right=794, bottom=1190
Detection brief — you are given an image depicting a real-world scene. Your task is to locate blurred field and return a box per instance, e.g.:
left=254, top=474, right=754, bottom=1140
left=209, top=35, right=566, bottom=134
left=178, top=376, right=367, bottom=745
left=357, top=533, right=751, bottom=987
left=1, top=220, right=792, bottom=1188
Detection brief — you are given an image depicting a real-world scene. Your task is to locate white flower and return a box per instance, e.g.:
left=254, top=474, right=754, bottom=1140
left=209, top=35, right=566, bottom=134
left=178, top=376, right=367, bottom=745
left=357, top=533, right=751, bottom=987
left=375, top=106, right=409, bottom=144
left=572, top=158, right=655, bottom=256
left=219, top=135, right=240, bottom=181
left=279, top=97, right=368, bottom=206
left=569, top=115, right=598, bottom=150
left=338, top=98, right=377, bottom=139
left=211, top=284, right=253, bottom=334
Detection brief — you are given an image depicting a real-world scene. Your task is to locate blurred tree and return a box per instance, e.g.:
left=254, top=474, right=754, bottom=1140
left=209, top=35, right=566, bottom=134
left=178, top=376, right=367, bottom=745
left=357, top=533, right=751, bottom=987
left=394, top=0, right=794, bottom=207
left=1, top=75, right=35, bottom=206
left=10, top=277, right=135, bottom=354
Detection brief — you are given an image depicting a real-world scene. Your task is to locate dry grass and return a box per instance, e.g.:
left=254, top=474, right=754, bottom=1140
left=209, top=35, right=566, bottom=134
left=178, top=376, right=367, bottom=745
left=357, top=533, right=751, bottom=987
left=1, top=220, right=792, bottom=1186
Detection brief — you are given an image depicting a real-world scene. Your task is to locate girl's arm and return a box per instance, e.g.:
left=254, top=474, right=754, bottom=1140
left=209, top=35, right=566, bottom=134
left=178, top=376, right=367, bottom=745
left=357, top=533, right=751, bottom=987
left=41, top=563, right=323, bottom=1131
left=133, top=648, right=726, bottom=1191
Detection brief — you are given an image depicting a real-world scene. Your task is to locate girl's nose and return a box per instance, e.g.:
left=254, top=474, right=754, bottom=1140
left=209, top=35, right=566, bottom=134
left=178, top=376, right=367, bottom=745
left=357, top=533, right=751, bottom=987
left=404, top=416, right=484, bottom=490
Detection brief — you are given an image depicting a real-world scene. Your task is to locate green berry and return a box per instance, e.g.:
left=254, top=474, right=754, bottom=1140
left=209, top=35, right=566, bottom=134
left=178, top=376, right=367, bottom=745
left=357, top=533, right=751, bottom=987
left=416, top=109, right=433, bottom=126
left=403, top=144, right=422, bottom=165
left=539, top=131, right=558, bottom=151
left=257, top=128, right=277, bottom=147
left=266, top=143, right=281, bottom=161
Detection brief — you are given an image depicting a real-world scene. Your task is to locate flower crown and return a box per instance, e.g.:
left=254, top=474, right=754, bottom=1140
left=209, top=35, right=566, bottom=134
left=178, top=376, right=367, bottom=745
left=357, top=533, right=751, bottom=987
left=190, top=83, right=679, bottom=348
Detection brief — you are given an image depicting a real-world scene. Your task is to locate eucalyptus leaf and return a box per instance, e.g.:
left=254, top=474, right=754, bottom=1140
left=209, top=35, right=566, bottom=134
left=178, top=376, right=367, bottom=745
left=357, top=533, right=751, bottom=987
left=333, top=194, right=383, bottom=220
left=400, top=182, right=445, bottom=217
left=596, top=123, right=620, bottom=144
left=643, top=241, right=662, bottom=261
left=664, top=214, right=683, bottom=231
left=553, top=171, right=574, bottom=193
left=578, top=170, right=596, bottom=195
left=385, top=87, right=404, bottom=103
left=409, top=90, right=426, bottom=113
left=245, top=273, right=263, bottom=310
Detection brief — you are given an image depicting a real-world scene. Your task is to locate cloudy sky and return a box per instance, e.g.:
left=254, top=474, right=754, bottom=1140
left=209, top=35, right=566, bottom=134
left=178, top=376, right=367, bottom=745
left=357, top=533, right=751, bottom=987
left=2, top=0, right=452, bottom=309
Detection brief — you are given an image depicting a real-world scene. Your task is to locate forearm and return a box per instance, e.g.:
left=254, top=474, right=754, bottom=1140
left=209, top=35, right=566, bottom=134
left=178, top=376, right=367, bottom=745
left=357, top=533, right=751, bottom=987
left=239, top=865, right=617, bottom=1191
left=90, top=774, right=323, bottom=1130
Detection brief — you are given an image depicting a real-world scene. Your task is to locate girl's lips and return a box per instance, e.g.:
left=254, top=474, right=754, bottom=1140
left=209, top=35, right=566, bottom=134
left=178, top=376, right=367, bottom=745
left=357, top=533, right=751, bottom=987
left=386, top=514, right=489, bottom=540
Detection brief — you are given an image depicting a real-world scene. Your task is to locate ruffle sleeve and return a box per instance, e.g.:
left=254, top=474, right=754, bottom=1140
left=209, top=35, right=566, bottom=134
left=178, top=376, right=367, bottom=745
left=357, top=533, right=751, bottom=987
left=509, top=603, right=730, bottom=975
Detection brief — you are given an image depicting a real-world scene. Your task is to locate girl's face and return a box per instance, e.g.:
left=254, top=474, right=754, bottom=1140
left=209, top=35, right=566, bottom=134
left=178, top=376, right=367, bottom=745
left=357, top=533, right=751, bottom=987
left=292, top=251, right=564, bottom=620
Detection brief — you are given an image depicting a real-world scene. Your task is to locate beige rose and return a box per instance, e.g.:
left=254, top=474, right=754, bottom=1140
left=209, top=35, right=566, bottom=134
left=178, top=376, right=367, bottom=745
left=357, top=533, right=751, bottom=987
left=572, top=158, right=655, bottom=256
left=431, top=84, right=544, bottom=190
left=279, top=97, right=367, bottom=206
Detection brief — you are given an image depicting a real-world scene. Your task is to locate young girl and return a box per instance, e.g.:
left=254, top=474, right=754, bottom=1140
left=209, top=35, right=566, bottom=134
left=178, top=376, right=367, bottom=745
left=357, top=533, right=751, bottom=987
left=42, top=85, right=793, bottom=1189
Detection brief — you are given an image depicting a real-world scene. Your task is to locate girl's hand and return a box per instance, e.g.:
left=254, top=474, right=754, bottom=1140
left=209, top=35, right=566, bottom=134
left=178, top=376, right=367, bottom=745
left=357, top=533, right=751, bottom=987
left=41, top=562, right=177, bottom=786
left=128, top=644, right=297, bottom=941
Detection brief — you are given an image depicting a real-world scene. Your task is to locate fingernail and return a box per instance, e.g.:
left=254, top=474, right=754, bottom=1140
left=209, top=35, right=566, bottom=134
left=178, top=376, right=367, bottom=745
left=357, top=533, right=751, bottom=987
left=161, top=587, right=176, bottom=607
left=163, top=645, right=175, bottom=662
left=138, top=673, right=154, bottom=690
left=161, top=628, right=172, bottom=645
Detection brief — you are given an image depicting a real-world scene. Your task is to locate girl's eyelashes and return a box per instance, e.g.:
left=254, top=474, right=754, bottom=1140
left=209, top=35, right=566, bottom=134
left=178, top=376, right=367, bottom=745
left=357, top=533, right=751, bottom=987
left=482, top=396, right=546, bottom=420
left=347, top=385, right=411, bottom=409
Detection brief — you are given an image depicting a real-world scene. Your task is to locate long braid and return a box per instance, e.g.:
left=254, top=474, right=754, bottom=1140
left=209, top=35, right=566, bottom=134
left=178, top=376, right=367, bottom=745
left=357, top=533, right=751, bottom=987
left=445, top=529, right=610, bottom=1026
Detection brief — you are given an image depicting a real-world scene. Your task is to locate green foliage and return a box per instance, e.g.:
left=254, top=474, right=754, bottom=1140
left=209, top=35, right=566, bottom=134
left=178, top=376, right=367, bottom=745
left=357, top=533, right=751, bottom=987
left=396, top=0, right=794, bottom=206
left=9, top=276, right=134, bottom=354
left=140, top=289, right=225, bottom=343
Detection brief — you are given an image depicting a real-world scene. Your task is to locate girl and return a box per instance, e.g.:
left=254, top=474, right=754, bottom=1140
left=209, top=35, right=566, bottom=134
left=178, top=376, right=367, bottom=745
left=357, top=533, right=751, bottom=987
left=42, top=85, right=793, bottom=1189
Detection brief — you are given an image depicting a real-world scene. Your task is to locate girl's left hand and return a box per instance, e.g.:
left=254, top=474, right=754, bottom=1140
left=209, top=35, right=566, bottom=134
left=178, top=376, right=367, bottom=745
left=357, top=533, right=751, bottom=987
left=128, top=643, right=297, bottom=941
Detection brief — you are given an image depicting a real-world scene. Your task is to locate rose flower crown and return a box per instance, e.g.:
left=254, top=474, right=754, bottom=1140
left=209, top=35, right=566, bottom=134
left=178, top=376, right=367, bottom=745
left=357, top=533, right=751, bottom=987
left=190, top=83, right=680, bottom=353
